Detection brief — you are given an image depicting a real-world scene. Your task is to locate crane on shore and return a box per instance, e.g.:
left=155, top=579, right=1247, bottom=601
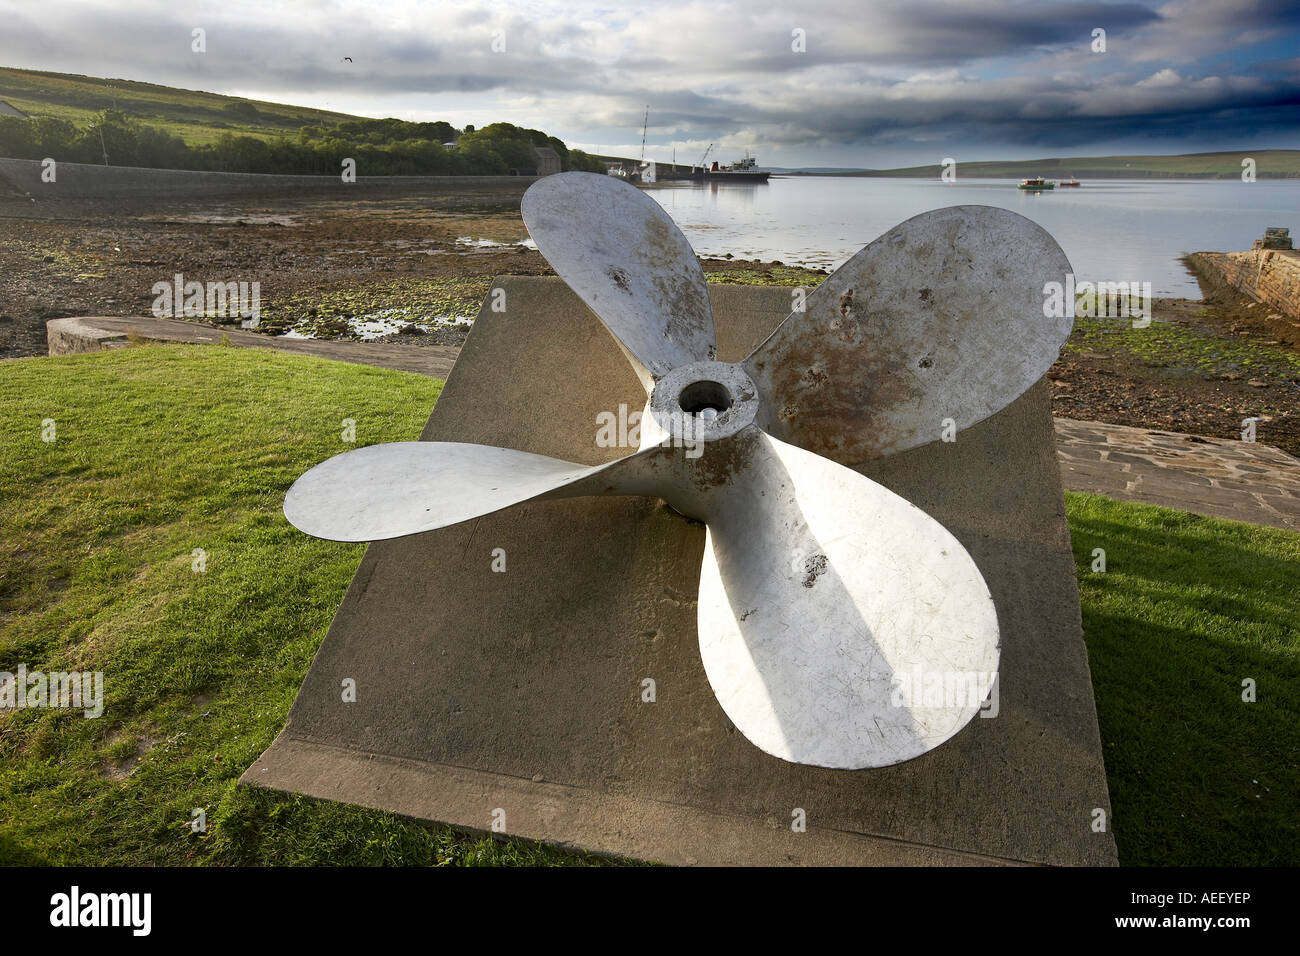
left=697, top=144, right=713, bottom=172
left=638, top=106, right=649, bottom=169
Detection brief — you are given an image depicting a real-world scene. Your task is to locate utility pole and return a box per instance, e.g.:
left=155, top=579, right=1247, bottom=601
left=89, top=122, right=109, bottom=166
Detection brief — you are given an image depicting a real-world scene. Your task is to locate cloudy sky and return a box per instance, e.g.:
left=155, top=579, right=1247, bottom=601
left=2, top=0, right=1297, bottom=167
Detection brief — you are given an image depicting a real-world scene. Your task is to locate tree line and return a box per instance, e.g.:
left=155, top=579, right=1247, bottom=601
left=0, top=109, right=607, bottom=176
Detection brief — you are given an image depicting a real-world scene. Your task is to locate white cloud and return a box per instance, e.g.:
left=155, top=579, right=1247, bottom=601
left=0, top=0, right=1294, bottom=166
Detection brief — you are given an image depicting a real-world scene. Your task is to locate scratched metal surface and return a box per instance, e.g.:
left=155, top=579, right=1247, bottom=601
left=281, top=188, right=1073, bottom=770
left=284, top=441, right=614, bottom=542
left=566, top=423, right=1001, bottom=770
left=283, top=422, right=999, bottom=769
left=696, top=429, right=998, bottom=769
left=522, top=171, right=717, bottom=381
left=743, top=205, right=1074, bottom=466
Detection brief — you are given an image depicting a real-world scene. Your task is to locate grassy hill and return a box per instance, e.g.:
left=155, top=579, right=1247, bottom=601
left=0, top=66, right=362, bottom=146
left=822, top=150, right=1300, bottom=179
left=0, top=67, right=608, bottom=175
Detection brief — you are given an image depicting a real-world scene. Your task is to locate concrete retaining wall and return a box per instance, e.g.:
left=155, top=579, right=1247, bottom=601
left=45, top=317, right=129, bottom=353
left=0, top=157, right=537, bottom=199
left=1188, top=248, right=1300, bottom=319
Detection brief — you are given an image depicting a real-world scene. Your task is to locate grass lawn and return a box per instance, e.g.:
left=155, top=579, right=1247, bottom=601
left=1, top=346, right=1296, bottom=865
left=1068, top=495, right=1299, bottom=865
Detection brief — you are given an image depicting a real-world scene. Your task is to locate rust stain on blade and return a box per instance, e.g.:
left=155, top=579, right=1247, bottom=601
left=742, top=205, right=1074, bottom=465
left=643, top=214, right=715, bottom=358
left=522, top=172, right=718, bottom=378
left=608, top=266, right=632, bottom=293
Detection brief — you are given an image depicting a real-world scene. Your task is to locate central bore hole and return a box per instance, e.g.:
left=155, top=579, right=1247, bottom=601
left=678, top=380, right=733, bottom=417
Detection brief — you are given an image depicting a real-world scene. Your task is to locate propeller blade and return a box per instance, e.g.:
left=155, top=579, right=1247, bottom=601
left=522, top=171, right=716, bottom=382
left=742, top=205, right=1073, bottom=465
left=284, top=440, right=661, bottom=543
left=694, top=428, right=999, bottom=769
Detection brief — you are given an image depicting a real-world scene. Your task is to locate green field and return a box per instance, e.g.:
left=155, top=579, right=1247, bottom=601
left=1, top=346, right=1296, bottom=865
left=0, top=66, right=362, bottom=146
left=819, top=150, right=1300, bottom=179
left=1069, top=495, right=1299, bottom=864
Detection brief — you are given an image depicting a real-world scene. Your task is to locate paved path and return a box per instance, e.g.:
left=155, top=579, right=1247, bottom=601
left=48, top=317, right=1300, bottom=532
left=47, top=315, right=458, bottom=379
left=1055, top=417, right=1300, bottom=532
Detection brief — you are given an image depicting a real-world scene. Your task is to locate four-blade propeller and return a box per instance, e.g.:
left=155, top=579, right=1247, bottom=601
left=284, top=171, right=1073, bottom=769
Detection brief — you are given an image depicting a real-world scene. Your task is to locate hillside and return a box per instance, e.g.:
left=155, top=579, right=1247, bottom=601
left=0, top=66, right=363, bottom=145
left=820, top=150, right=1300, bottom=179
left=0, top=67, right=608, bottom=177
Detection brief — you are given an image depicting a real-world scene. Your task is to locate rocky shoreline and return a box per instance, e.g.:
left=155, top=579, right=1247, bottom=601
left=4, top=187, right=1297, bottom=456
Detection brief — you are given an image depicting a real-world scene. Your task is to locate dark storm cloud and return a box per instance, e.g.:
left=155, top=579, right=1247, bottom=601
left=710, top=69, right=1300, bottom=149
left=841, top=1, right=1161, bottom=63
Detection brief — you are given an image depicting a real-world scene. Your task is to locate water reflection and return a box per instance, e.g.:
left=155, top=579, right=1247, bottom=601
left=648, top=177, right=1299, bottom=297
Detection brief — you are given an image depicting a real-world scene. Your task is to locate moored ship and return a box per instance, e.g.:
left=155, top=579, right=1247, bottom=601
left=1017, top=176, right=1055, bottom=191
left=695, top=153, right=770, bottom=183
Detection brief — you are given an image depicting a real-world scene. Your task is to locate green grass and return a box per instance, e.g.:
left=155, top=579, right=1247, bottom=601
left=0, top=345, right=611, bottom=865
left=258, top=276, right=494, bottom=338
left=261, top=270, right=832, bottom=338
left=705, top=265, right=829, bottom=286
left=1067, top=492, right=1300, bottom=865
left=0, top=346, right=1295, bottom=865
left=1064, top=314, right=1300, bottom=382
left=0, top=66, right=361, bottom=146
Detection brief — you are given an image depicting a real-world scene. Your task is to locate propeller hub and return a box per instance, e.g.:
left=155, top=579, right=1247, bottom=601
left=648, top=361, right=759, bottom=446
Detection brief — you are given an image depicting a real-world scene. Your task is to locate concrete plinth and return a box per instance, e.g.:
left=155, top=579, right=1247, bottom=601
left=242, top=277, right=1118, bottom=866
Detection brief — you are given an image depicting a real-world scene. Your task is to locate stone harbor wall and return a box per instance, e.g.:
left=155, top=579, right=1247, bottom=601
left=1188, top=248, right=1300, bottom=320
left=0, top=157, right=537, bottom=199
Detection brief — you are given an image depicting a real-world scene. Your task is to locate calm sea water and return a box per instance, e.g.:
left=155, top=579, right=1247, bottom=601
left=647, top=178, right=1300, bottom=298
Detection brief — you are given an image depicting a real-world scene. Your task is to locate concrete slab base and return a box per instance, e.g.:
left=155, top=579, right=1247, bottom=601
left=242, top=277, right=1118, bottom=866
left=45, top=317, right=131, bottom=354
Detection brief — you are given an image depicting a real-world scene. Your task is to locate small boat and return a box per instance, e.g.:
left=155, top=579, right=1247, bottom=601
left=1058, top=176, right=1081, bottom=187
left=1017, top=176, right=1055, bottom=191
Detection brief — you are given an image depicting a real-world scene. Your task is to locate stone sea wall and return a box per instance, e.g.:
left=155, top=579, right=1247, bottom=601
left=0, top=157, right=537, bottom=199
left=1188, top=248, right=1300, bottom=320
